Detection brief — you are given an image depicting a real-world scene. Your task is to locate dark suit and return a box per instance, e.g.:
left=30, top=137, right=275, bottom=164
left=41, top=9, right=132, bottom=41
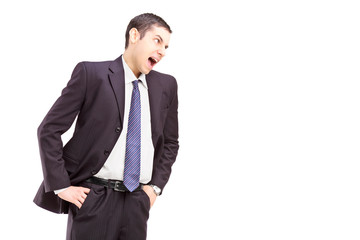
left=34, top=55, right=179, bottom=215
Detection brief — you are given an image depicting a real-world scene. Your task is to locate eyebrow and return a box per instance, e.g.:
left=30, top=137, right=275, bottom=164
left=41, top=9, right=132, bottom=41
left=155, top=35, right=169, bottom=49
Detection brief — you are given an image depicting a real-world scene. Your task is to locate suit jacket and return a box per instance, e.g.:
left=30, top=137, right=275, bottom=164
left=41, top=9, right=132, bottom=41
left=34, top=55, right=179, bottom=214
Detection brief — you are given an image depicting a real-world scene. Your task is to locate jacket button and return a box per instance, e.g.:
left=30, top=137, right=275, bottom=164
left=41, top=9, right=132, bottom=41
left=104, top=150, right=110, bottom=156
left=91, top=170, right=97, bottom=175
left=115, top=127, right=121, bottom=133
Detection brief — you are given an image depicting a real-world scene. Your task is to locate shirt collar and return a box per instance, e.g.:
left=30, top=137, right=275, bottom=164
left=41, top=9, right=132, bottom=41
left=122, top=55, right=148, bottom=89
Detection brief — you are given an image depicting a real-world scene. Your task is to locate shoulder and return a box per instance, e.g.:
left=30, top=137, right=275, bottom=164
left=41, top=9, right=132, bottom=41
left=147, top=70, right=177, bottom=87
left=71, top=60, right=115, bottom=84
left=79, top=60, right=113, bottom=74
left=148, top=70, right=176, bottom=80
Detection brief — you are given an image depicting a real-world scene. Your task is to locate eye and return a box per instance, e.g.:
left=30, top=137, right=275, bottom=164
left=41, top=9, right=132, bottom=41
left=154, top=39, right=160, bottom=44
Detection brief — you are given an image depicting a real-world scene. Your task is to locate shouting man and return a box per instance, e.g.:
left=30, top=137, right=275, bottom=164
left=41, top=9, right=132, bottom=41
left=34, top=13, right=179, bottom=240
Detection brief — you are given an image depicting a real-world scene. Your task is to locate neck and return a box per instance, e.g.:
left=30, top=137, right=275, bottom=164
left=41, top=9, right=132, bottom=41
left=123, top=51, right=141, bottom=78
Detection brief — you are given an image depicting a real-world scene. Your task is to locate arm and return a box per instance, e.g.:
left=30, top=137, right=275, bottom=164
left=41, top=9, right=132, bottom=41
left=150, top=77, right=179, bottom=193
left=37, top=62, right=87, bottom=192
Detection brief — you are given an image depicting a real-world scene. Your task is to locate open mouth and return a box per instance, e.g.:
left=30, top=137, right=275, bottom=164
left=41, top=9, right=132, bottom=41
left=148, top=57, right=159, bottom=68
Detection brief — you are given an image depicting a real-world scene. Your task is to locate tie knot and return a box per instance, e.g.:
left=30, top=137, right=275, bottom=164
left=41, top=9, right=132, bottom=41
left=132, top=80, right=139, bottom=89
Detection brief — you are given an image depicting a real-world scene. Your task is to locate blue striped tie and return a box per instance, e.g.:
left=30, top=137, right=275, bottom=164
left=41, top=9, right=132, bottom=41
left=124, top=80, right=141, bottom=192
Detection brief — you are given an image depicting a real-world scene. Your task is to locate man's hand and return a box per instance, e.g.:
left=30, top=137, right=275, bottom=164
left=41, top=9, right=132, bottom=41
left=58, top=186, right=90, bottom=209
left=142, top=185, right=157, bottom=208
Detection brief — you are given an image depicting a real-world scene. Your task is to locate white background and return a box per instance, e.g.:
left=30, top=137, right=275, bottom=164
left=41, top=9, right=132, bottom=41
left=1, top=0, right=360, bottom=239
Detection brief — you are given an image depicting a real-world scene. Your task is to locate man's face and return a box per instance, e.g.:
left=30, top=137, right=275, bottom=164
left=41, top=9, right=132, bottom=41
left=131, top=26, right=171, bottom=75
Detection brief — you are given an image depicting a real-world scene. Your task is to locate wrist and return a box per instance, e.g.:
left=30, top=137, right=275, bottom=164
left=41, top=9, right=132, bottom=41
left=54, top=187, right=69, bottom=195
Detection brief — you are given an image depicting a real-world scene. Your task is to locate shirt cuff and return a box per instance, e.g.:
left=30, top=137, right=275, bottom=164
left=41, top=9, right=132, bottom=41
left=54, top=187, right=69, bottom=195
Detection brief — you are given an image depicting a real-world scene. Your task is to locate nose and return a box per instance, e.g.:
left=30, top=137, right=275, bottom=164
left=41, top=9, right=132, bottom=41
left=158, top=46, right=166, bottom=57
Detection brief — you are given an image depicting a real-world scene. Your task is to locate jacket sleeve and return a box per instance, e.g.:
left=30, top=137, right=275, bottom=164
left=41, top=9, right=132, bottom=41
left=37, top=62, right=87, bottom=192
left=150, top=77, right=179, bottom=193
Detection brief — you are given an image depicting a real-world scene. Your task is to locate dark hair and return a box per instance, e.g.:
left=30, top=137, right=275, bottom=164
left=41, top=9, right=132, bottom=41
left=125, top=13, right=172, bottom=49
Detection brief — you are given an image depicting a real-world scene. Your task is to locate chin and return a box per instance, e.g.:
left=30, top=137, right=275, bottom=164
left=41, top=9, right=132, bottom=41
left=140, top=70, right=149, bottom=75
left=141, top=67, right=151, bottom=75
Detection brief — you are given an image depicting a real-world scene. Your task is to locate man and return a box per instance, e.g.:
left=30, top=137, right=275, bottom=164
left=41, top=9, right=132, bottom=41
left=34, top=13, right=179, bottom=240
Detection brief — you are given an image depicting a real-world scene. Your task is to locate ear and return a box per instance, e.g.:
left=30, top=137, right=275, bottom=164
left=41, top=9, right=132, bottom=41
left=129, top=28, right=140, bottom=44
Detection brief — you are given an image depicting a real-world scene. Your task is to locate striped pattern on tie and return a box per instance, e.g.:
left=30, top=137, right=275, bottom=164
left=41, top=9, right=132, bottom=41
left=123, top=80, right=141, bottom=192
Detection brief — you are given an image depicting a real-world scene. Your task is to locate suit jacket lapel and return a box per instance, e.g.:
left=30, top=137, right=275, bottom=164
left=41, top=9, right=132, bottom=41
left=108, top=56, right=125, bottom=129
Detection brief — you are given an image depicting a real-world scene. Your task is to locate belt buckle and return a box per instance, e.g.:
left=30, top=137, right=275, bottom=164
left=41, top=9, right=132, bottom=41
left=113, top=181, right=125, bottom=192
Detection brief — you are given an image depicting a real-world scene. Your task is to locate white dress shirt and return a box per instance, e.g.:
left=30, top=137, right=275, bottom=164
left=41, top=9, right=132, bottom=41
left=54, top=56, right=154, bottom=194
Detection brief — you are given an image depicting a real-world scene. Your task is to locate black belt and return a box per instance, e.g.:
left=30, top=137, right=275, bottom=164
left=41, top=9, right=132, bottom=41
left=85, top=176, right=143, bottom=192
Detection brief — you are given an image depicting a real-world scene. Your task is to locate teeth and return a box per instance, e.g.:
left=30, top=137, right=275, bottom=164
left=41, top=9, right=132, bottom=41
left=151, top=57, right=158, bottom=63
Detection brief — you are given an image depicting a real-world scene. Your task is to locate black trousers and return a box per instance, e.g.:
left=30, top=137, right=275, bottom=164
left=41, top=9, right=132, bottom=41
left=66, top=181, right=151, bottom=240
